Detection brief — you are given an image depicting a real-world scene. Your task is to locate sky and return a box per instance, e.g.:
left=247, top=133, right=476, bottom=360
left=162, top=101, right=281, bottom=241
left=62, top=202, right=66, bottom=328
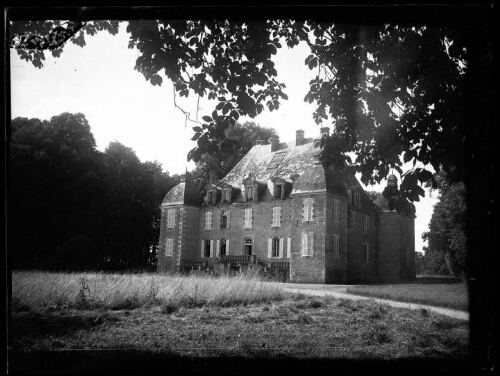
left=9, top=21, right=438, bottom=253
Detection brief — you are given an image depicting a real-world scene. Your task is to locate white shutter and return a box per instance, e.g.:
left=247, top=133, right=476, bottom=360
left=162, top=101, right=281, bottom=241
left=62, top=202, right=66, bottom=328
left=226, top=239, right=230, bottom=255
left=210, top=240, right=214, bottom=258
left=201, top=240, right=205, bottom=258
left=227, top=210, right=231, bottom=228
left=278, top=207, right=282, bottom=226
left=310, top=233, right=314, bottom=256
left=203, top=212, right=207, bottom=229
left=311, top=200, right=314, bottom=221
left=268, top=238, right=272, bottom=258
left=279, top=238, right=284, bottom=258
left=287, top=237, right=291, bottom=258
left=216, top=239, right=220, bottom=257
left=301, top=233, right=306, bottom=256
left=303, top=202, right=307, bottom=222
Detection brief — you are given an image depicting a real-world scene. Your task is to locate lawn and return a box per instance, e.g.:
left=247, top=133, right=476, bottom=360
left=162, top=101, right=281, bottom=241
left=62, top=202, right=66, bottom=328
left=10, top=270, right=468, bottom=367
left=345, top=276, right=468, bottom=311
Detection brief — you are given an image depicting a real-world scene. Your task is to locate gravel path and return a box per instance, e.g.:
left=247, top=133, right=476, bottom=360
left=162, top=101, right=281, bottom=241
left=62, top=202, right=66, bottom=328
left=282, top=284, right=469, bottom=321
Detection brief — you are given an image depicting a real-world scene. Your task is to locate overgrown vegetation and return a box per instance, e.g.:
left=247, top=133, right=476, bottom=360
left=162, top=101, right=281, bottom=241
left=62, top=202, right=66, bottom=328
left=11, top=271, right=468, bottom=360
left=345, top=277, right=468, bottom=311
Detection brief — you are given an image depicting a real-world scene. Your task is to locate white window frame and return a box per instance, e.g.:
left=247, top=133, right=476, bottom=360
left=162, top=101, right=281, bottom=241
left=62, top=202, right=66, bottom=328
left=167, top=209, right=176, bottom=229
left=244, top=207, right=253, bottom=229
left=364, top=214, right=369, bottom=234
left=165, top=238, right=174, bottom=257
left=333, top=235, right=340, bottom=258
left=205, top=211, right=213, bottom=230
left=333, top=199, right=340, bottom=222
left=303, top=198, right=314, bottom=222
left=301, top=232, right=313, bottom=257
left=272, top=206, right=282, bottom=227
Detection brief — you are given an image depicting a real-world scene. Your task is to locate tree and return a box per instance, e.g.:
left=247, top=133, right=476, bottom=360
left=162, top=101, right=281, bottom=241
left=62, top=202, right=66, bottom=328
left=421, top=173, right=467, bottom=278
left=8, top=15, right=482, bottom=204
left=192, top=121, right=276, bottom=189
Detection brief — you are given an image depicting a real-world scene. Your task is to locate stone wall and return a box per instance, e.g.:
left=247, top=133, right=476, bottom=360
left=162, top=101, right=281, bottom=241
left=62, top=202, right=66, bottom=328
left=377, top=212, right=402, bottom=282
left=324, top=193, right=348, bottom=283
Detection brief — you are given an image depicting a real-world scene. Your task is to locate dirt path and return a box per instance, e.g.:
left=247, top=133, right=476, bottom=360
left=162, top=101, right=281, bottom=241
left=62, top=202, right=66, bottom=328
left=282, top=284, right=469, bottom=321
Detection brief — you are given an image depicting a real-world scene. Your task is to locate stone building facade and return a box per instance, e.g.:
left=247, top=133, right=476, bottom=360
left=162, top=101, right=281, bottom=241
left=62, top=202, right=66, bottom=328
left=157, top=129, right=416, bottom=283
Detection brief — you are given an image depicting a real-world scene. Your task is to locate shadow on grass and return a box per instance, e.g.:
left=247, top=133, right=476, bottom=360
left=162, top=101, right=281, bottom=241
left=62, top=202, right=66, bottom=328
left=410, top=276, right=464, bottom=285
left=9, top=349, right=474, bottom=374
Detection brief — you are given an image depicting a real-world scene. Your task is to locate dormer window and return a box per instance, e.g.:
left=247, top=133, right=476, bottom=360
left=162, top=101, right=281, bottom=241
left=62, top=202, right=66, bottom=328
left=354, top=192, right=361, bottom=207
left=206, top=189, right=218, bottom=205
left=222, top=188, right=232, bottom=203
left=274, top=183, right=283, bottom=199
left=245, top=185, right=254, bottom=201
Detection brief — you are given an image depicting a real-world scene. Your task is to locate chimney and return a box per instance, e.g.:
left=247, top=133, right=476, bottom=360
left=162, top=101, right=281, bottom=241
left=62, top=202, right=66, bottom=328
left=270, top=135, right=280, bottom=152
left=296, top=130, right=305, bottom=146
left=320, top=127, right=330, bottom=136
left=256, top=139, right=264, bottom=145
left=209, top=171, right=217, bottom=185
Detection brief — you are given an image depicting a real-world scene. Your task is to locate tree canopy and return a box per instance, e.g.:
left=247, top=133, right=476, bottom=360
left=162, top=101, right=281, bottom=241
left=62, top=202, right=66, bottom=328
left=8, top=11, right=483, bottom=206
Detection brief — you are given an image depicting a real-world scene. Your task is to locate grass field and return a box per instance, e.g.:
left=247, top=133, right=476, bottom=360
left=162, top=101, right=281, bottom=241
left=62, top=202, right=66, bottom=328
left=10, top=270, right=468, bottom=366
left=345, top=276, right=468, bottom=311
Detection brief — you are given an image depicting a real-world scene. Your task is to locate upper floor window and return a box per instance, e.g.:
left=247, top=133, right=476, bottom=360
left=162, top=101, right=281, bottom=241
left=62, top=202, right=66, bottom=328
left=219, top=210, right=231, bottom=229
left=354, top=192, right=361, bottom=207
left=244, top=208, right=253, bottom=229
left=333, top=199, right=340, bottom=222
left=303, top=198, right=314, bottom=222
left=167, top=209, right=176, bottom=229
left=274, top=183, right=284, bottom=199
left=204, top=211, right=213, bottom=230
left=272, top=206, right=282, bottom=227
left=333, top=235, right=340, bottom=258
left=165, top=238, right=174, bottom=257
left=364, top=215, right=370, bottom=234
left=301, top=232, right=314, bottom=257
left=207, top=190, right=217, bottom=205
left=347, top=211, right=355, bottom=231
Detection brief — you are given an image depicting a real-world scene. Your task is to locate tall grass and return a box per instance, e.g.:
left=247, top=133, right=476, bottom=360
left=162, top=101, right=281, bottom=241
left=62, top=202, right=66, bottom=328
left=12, top=271, right=286, bottom=312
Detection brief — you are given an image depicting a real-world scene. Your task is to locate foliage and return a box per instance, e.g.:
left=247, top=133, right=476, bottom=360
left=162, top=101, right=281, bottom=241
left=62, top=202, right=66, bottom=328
left=422, top=173, right=467, bottom=278
left=8, top=17, right=479, bottom=203
left=192, top=120, right=276, bottom=190
left=9, top=113, right=177, bottom=270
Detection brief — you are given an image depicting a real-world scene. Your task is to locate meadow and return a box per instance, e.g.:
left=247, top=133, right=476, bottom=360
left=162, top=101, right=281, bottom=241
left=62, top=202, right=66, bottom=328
left=10, top=271, right=469, bottom=372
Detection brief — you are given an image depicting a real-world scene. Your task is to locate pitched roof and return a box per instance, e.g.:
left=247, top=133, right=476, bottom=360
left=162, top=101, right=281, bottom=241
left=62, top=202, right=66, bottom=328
left=161, top=180, right=202, bottom=207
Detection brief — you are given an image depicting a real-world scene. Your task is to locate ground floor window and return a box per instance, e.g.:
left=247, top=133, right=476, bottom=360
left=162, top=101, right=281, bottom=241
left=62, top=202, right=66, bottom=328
left=220, top=239, right=227, bottom=256
left=301, top=232, right=313, bottom=257
left=201, top=239, right=212, bottom=258
left=165, top=238, right=174, bottom=257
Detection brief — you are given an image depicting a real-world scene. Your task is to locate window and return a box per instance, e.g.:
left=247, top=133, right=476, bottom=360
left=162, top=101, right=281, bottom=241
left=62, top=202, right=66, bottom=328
left=267, top=152, right=286, bottom=170
left=205, top=211, right=213, bottom=230
left=333, top=199, right=340, bottom=222
left=219, top=239, right=227, bottom=256
left=272, top=206, right=282, bottom=227
left=274, top=184, right=283, bottom=199
left=364, top=215, right=369, bottom=234
left=244, top=208, right=252, bottom=229
left=167, top=209, right=176, bottom=229
left=363, top=243, right=369, bottom=263
left=347, top=211, right=355, bottom=231
left=333, top=235, right=340, bottom=258
left=244, top=238, right=253, bottom=256
left=207, top=190, right=217, bottom=205
left=303, top=198, right=314, bottom=222
left=201, top=239, right=212, bottom=258
left=220, top=210, right=230, bottom=229
left=268, top=237, right=283, bottom=258
left=245, top=185, right=254, bottom=201
left=301, top=232, right=313, bottom=257
left=354, top=192, right=361, bottom=207
left=165, top=238, right=174, bottom=257
left=222, top=188, right=231, bottom=203
left=287, top=237, right=291, bottom=258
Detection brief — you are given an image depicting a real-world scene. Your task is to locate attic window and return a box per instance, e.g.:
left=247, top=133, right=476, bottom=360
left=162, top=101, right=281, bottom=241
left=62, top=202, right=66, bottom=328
left=207, top=190, right=217, bottom=205
left=222, top=188, right=231, bottom=203
left=274, top=183, right=283, bottom=199
left=267, top=152, right=286, bottom=170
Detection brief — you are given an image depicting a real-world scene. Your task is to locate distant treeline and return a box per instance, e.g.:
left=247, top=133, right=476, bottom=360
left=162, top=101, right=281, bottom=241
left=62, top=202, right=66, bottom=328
left=8, top=113, right=180, bottom=271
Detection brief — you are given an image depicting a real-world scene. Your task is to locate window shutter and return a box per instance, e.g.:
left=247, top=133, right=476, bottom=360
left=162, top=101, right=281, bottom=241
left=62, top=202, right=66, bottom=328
left=279, top=238, right=284, bottom=258
left=210, top=240, right=214, bottom=258
left=311, top=201, right=315, bottom=221
left=268, top=238, right=272, bottom=258
left=226, top=239, right=230, bottom=255
left=287, top=238, right=291, bottom=258
left=216, top=212, right=221, bottom=229
left=278, top=207, right=282, bottom=226
left=309, top=233, right=314, bottom=257
left=301, top=233, right=306, bottom=256
left=203, top=212, right=206, bottom=229
left=216, top=240, right=220, bottom=257
left=227, top=210, right=231, bottom=228
left=303, top=202, right=307, bottom=222
left=201, top=240, right=204, bottom=258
